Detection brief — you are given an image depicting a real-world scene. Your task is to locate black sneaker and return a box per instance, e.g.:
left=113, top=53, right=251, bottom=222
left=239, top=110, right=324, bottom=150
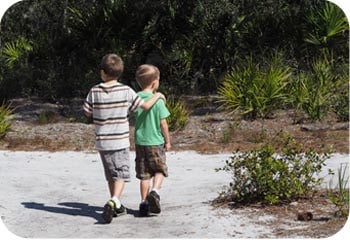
left=146, top=191, right=161, bottom=214
left=102, top=200, right=115, bottom=223
left=139, top=201, right=149, bottom=217
left=115, top=204, right=126, bottom=216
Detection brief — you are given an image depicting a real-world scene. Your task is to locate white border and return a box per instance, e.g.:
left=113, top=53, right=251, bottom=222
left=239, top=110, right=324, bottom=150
left=0, top=1, right=349, bottom=240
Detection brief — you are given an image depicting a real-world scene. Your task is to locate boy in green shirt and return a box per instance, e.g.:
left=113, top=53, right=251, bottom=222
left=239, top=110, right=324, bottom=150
left=84, top=55, right=165, bottom=224
left=134, top=64, right=171, bottom=216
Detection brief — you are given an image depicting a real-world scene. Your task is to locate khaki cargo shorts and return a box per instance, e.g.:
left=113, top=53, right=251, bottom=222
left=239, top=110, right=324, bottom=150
left=135, top=144, right=168, bottom=180
left=99, top=148, right=130, bottom=182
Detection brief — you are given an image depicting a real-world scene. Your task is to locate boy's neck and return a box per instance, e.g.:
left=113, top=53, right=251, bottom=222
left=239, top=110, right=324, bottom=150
left=142, top=88, right=155, bottom=94
left=103, top=79, right=118, bottom=85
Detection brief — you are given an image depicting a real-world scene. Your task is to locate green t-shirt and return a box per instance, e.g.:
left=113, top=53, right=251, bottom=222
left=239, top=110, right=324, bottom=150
left=134, top=92, right=170, bottom=146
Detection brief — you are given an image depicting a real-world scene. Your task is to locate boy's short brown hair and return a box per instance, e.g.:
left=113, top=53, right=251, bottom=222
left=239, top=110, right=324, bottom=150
left=135, top=64, right=160, bottom=89
left=100, top=53, right=124, bottom=79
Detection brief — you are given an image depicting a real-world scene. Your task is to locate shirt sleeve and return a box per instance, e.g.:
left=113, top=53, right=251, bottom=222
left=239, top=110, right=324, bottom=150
left=157, top=99, right=170, bottom=119
left=128, top=88, right=145, bottom=112
left=83, top=90, right=93, bottom=114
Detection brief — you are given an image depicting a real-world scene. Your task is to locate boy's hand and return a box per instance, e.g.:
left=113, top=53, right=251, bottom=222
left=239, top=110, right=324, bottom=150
left=165, top=142, right=171, bottom=151
left=155, top=92, right=166, bottom=103
left=84, top=111, right=92, bottom=118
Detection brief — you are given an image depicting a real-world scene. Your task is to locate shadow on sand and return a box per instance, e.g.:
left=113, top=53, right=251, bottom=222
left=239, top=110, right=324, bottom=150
left=21, top=202, right=151, bottom=224
left=21, top=202, right=105, bottom=224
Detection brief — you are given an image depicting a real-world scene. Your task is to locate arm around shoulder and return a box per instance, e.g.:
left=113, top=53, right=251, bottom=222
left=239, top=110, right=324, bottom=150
left=141, top=92, right=166, bottom=110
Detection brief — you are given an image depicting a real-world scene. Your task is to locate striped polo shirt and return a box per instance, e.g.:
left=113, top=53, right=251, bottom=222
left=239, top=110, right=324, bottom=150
left=83, top=82, right=144, bottom=151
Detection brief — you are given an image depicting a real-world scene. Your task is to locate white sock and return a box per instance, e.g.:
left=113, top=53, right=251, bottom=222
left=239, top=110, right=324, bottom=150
left=151, top=188, right=160, bottom=195
left=111, top=196, right=121, bottom=208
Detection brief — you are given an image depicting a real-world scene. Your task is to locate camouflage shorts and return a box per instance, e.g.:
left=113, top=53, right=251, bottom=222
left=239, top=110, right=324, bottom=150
left=99, top=148, right=130, bottom=182
left=135, top=144, right=168, bottom=180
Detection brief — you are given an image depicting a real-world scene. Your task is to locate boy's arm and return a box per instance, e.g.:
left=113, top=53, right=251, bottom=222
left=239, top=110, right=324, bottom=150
left=83, top=95, right=93, bottom=118
left=160, top=118, right=171, bottom=151
left=140, top=92, right=166, bottom=110
left=84, top=110, right=92, bottom=118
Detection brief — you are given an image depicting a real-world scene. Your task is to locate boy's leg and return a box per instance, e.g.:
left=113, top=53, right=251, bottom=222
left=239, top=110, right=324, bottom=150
left=100, top=149, right=130, bottom=223
left=140, top=179, right=150, bottom=201
left=109, top=180, right=125, bottom=199
left=139, top=179, right=151, bottom=217
left=135, top=145, right=152, bottom=216
left=145, top=145, right=168, bottom=214
left=108, top=179, right=125, bottom=214
left=152, top=173, right=164, bottom=192
left=135, top=145, right=152, bottom=200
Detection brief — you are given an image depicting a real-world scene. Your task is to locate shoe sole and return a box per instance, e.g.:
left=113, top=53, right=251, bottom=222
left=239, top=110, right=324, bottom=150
left=139, top=210, right=148, bottom=217
left=147, top=194, right=161, bottom=214
left=115, top=209, right=127, bottom=217
left=102, top=204, right=114, bottom=223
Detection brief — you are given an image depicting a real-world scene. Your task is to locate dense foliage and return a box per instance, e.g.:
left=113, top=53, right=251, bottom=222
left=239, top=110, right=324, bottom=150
left=216, top=140, right=330, bottom=205
left=166, top=97, right=189, bottom=131
left=217, top=52, right=291, bottom=119
left=0, top=102, right=13, bottom=138
left=0, top=0, right=348, bottom=121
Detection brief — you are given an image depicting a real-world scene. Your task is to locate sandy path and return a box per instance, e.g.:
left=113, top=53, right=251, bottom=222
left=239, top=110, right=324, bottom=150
left=0, top=150, right=349, bottom=238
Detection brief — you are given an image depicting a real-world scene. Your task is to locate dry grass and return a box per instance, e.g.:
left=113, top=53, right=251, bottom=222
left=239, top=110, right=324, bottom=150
left=0, top=97, right=348, bottom=154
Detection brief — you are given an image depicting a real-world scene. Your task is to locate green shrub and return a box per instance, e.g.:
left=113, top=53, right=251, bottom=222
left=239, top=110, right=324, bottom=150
left=166, top=97, right=189, bottom=131
left=304, top=1, right=348, bottom=58
left=217, top=53, right=291, bottom=119
left=0, top=103, right=13, bottom=138
left=291, top=58, right=335, bottom=121
left=332, top=93, right=349, bottom=122
left=327, top=163, right=349, bottom=218
left=216, top=141, right=329, bottom=205
left=2, top=37, right=33, bottom=68
left=221, top=122, right=238, bottom=144
left=331, top=78, right=349, bottom=122
left=38, top=110, right=60, bottom=124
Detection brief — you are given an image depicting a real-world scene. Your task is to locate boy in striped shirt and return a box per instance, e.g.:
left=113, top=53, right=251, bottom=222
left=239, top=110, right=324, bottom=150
left=83, top=53, right=165, bottom=223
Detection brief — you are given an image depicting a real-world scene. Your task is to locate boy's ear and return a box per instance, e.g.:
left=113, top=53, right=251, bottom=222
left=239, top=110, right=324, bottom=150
left=100, top=70, right=107, bottom=81
left=152, top=79, right=158, bottom=86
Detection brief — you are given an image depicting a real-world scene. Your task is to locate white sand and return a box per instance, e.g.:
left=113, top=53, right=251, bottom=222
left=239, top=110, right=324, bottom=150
left=0, top=150, right=349, bottom=239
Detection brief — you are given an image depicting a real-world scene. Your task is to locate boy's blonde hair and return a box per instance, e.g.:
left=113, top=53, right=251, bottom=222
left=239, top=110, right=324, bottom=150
left=100, top=53, right=124, bottom=79
left=135, top=64, right=160, bottom=89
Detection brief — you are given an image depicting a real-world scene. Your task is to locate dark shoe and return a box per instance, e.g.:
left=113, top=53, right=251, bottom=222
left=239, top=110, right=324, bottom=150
left=115, top=204, right=126, bottom=217
left=146, top=191, right=161, bottom=214
left=102, top=200, right=115, bottom=223
left=139, top=201, right=149, bottom=217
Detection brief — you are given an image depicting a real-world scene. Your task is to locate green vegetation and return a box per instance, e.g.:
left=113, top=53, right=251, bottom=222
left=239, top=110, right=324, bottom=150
left=221, top=122, right=238, bottom=144
left=2, top=37, right=32, bottom=68
left=333, top=93, right=349, bottom=122
left=291, top=57, right=335, bottom=121
left=331, top=78, right=349, bottom=122
left=327, top=164, right=349, bottom=218
left=166, top=98, right=189, bottom=131
left=217, top=53, right=291, bottom=119
left=216, top=139, right=330, bottom=205
left=304, top=1, right=348, bottom=57
left=0, top=103, right=13, bottom=138
left=38, top=110, right=60, bottom=125
left=0, top=0, right=348, bottom=124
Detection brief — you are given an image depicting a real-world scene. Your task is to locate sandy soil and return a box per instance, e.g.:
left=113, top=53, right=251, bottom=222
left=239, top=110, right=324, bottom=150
left=0, top=150, right=349, bottom=239
left=0, top=97, right=349, bottom=238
